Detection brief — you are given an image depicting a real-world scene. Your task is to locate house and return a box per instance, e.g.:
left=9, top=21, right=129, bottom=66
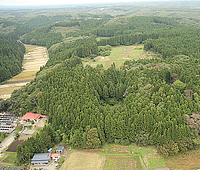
left=50, top=153, right=60, bottom=162
left=21, top=112, right=46, bottom=122
left=56, top=146, right=64, bottom=153
left=31, top=153, right=51, bottom=165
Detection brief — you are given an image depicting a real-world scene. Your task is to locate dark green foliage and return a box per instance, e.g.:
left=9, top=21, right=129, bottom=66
left=158, top=138, right=198, bottom=157
left=11, top=15, right=200, bottom=164
left=0, top=39, right=25, bottom=83
left=135, top=132, right=153, bottom=146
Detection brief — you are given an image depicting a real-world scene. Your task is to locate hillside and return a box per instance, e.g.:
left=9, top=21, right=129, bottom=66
left=0, top=2, right=200, bottom=169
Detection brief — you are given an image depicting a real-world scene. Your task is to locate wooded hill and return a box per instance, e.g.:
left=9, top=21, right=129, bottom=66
left=0, top=4, right=200, bottom=165
left=0, top=39, right=25, bottom=83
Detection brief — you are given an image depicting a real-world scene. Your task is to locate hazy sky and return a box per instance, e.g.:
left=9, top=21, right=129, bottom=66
left=0, top=0, right=160, bottom=6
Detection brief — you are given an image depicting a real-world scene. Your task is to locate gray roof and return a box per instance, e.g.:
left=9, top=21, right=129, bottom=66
left=56, top=146, right=64, bottom=151
left=31, top=153, right=51, bottom=162
left=31, top=160, right=49, bottom=164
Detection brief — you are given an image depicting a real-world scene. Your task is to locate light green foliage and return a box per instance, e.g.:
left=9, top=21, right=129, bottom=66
left=173, top=80, right=186, bottom=92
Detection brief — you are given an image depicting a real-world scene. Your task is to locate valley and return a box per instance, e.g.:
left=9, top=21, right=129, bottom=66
left=0, top=45, right=48, bottom=100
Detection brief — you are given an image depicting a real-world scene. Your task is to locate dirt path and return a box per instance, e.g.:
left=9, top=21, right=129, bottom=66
left=0, top=46, right=48, bottom=100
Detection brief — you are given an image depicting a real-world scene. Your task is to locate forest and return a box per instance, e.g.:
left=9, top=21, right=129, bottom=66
left=0, top=2, right=200, bottom=166
left=0, top=39, right=25, bottom=83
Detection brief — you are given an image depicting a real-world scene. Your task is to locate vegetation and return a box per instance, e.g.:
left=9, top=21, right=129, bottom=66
left=1, top=2, right=200, bottom=169
left=0, top=39, right=25, bottom=83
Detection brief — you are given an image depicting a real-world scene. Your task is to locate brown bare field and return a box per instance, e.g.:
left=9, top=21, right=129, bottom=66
left=6, top=140, right=24, bottom=152
left=165, top=148, right=200, bottom=170
left=107, top=145, right=130, bottom=155
left=60, top=151, right=105, bottom=170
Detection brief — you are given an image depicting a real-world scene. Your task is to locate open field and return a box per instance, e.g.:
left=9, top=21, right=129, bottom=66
left=61, top=144, right=168, bottom=170
left=60, top=150, right=106, bottom=170
left=165, top=148, right=200, bottom=170
left=104, top=156, right=143, bottom=170
left=0, top=45, right=48, bottom=99
left=6, top=140, right=24, bottom=152
left=0, top=152, right=17, bottom=165
left=82, top=45, right=157, bottom=69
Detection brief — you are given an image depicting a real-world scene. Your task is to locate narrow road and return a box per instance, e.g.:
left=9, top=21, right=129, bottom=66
left=0, top=132, right=15, bottom=153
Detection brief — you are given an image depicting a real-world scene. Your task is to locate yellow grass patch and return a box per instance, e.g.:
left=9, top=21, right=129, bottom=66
left=60, top=150, right=105, bottom=170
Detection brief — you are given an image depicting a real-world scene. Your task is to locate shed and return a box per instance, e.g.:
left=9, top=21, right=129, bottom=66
left=56, top=146, right=64, bottom=153
left=31, top=153, right=51, bottom=165
left=50, top=153, right=60, bottom=162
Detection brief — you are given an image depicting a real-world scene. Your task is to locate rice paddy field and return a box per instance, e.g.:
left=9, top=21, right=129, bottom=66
left=0, top=45, right=48, bottom=99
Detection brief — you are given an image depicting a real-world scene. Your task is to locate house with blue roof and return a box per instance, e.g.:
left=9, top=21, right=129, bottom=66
left=56, top=146, right=64, bottom=153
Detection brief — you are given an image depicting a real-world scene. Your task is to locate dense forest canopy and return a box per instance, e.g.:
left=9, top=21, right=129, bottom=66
left=0, top=39, right=25, bottom=83
left=0, top=1, right=200, bottom=165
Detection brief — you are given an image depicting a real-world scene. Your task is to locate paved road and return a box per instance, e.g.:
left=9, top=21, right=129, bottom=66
left=0, top=132, right=15, bottom=153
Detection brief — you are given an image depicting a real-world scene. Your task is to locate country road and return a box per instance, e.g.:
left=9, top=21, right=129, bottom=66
left=0, top=132, right=15, bottom=153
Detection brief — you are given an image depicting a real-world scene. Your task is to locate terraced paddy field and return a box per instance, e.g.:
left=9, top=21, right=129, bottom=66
left=0, top=45, right=48, bottom=99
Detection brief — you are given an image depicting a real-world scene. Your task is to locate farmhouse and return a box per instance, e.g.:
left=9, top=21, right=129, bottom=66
left=56, top=146, right=64, bottom=153
left=21, top=112, right=46, bottom=122
left=50, top=153, right=60, bottom=162
left=31, top=153, right=51, bottom=165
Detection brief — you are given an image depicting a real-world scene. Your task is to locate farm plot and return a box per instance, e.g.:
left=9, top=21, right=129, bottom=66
left=104, top=156, right=143, bottom=170
left=60, top=150, right=105, bottom=170
left=6, top=140, right=24, bottom=152
left=107, top=145, right=130, bottom=155
left=165, top=147, right=200, bottom=170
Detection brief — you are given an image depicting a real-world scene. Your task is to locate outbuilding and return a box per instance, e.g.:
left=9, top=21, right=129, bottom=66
left=31, top=153, right=51, bottom=165
left=50, top=153, right=60, bottom=162
left=56, top=146, right=64, bottom=153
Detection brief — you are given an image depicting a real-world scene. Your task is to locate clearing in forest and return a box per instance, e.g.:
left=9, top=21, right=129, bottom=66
left=60, top=150, right=106, bottom=170
left=83, top=45, right=157, bottom=69
left=61, top=144, right=168, bottom=170
left=0, top=45, right=48, bottom=99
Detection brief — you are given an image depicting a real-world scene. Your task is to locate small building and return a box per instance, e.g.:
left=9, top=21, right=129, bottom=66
left=48, top=148, right=52, bottom=153
left=50, top=153, right=60, bottom=162
left=31, top=153, right=51, bottom=165
left=56, top=146, right=64, bottom=153
left=21, top=112, right=46, bottom=122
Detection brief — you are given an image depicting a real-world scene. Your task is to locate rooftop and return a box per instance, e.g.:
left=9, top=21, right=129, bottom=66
left=31, top=153, right=51, bottom=161
left=21, top=112, right=46, bottom=121
left=50, top=153, right=60, bottom=158
left=56, top=146, right=64, bottom=151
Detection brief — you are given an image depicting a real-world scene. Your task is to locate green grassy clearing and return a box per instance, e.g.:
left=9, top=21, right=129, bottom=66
left=0, top=152, right=17, bottom=165
left=82, top=45, right=152, bottom=69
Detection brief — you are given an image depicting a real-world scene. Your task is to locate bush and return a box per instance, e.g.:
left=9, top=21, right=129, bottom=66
left=121, top=139, right=130, bottom=146
left=107, top=138, right=114, bottom=143
left=114, top=139, right=120, bottom=144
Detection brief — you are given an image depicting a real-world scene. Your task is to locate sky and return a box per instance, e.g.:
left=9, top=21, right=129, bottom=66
left=0, top=0, right=161, bottom=6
